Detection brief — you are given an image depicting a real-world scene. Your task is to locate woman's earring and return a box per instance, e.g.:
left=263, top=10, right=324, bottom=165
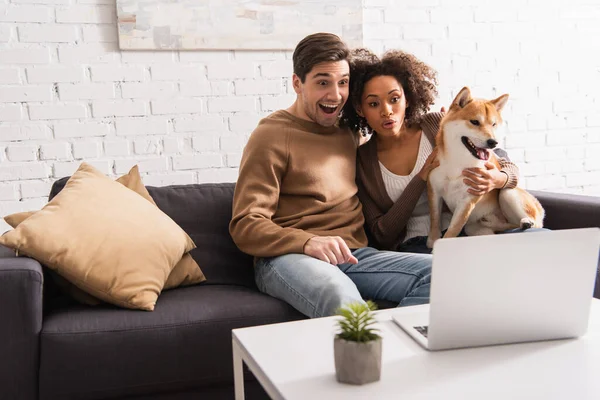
left=359, top=118, right=371, bottom=137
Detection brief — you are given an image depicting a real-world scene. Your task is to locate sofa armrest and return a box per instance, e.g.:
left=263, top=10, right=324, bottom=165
left=529, top=190, right=600, bottom=230
left=0, top=244, right=43, bottom=400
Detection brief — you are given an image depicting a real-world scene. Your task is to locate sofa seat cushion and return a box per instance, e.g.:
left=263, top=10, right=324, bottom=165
left=39, top=285, right=305, bottom=400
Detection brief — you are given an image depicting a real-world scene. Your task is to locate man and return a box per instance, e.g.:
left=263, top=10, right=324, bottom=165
left=229, top=33, right=432, bottom=318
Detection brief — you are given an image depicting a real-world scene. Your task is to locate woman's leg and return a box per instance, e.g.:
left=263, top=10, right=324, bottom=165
left=339, top=247, right=433, bottom=307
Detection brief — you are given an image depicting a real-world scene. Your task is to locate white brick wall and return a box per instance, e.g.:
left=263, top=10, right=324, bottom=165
left=27, top=66, right=85, bottom=83
left=6, top=145, right=38, bottom=162
left=18, top=24, right=78, bottom=43
left=0, top=68, right=21, bottom=84
left=40, top=142, right=71, bottom=160
left=0, top=0, right=599, bottom=227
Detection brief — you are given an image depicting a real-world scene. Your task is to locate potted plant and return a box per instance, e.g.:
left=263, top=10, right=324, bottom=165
left=334, top=300, right=382, bottom=385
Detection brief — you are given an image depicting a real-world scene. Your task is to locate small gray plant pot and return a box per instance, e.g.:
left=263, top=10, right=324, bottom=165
left=334, top=337, right=382, bottom=385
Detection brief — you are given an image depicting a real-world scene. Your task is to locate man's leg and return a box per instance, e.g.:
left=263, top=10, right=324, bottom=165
left=339, top=247, right=433, bottom=307
left=255, top=254, right=365, bottom=318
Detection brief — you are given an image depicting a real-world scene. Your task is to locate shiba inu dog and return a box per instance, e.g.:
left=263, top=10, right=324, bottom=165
left=427, top=87, right=544, bottom=248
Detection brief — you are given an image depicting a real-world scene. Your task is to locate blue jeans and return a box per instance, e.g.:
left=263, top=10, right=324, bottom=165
left=255, top=247, right=432, bottom=318
left=398, top=227, right=550, bottom=254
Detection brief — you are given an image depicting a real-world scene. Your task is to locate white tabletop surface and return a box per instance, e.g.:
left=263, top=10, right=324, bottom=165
left=232, top=299, right=600, bottom=400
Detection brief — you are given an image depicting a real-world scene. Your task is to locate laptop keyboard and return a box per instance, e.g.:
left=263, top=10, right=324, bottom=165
left=414, top=325, right=429, bottom=338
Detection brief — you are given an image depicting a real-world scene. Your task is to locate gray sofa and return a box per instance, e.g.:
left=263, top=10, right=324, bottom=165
left=1, top=180, right=599, bottom=400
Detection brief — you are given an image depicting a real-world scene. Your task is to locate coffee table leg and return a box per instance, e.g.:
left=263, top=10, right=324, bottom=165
left=233, top=340, right=245, bottom=400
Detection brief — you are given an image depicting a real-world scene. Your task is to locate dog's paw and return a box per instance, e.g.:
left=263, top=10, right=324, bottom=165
left=520, top=217, right=534, bottom=230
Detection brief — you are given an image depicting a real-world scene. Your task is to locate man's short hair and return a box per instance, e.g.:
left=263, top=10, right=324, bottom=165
left=292, top=33, right=350, bottom=83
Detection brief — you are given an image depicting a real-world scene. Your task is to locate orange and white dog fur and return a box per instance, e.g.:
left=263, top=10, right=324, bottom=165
left=426, top=87, right=544, bottom=248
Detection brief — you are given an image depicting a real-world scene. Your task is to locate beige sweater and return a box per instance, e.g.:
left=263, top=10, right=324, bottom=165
left=357, top=112, right=520, bottom=251
left=230, top=110, right=368, bottom=258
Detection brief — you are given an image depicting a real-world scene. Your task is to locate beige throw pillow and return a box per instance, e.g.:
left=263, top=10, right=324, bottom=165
left=4, top=166, right=206, bottom=306
left=113, top=166, right=206, bottom=290
left=0, top=162, right=196, bottom=310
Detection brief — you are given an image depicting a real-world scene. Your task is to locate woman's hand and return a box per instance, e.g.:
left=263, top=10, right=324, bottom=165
left=418, top=148, right=439, bottom=181
left=462, top=162, right=508, bottom=196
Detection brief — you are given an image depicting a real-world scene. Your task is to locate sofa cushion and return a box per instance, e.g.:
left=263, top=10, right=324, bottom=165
left=146, top=183, right=256, bottom=287
left=5, top=167, right=206, bottom=306
left=38, top=285, right=304, bottom=400
left=49, top=179, right=256, bottom=288
left=1, top=163, right=195, bottom=311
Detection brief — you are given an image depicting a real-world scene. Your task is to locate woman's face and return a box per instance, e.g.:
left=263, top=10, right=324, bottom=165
left=358, top=75, right=408, bottom=137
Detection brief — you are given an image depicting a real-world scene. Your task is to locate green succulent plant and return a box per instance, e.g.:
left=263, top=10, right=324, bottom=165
left=336, top=300, right=381, bottom=343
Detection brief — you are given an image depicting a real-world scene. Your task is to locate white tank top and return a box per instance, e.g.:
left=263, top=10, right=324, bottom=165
left=380, top=133, right=452, bottom=242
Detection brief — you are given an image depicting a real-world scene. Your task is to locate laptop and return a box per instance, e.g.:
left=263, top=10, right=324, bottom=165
left=392, top=228, right=600, bottom=351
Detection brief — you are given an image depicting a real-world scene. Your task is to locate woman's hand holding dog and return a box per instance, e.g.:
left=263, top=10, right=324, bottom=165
left=462, top=162, right=509, bottom=196
left=418, top=148, right=440, bottom=181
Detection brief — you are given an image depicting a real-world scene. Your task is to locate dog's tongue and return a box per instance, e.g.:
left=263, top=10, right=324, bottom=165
left=477, top=148, right=489, bottom=161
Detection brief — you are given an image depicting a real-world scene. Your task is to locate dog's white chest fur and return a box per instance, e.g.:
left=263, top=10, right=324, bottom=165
left=429, top=139, right=487, bottom=215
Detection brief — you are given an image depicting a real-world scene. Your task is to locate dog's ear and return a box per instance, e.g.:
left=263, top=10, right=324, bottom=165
left=490, top=94, right=509, bottom=113
left=452, top=87, right=473, bottom=109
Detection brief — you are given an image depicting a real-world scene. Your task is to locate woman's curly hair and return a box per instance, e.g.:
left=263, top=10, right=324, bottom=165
left=340, top=48, right=438, bottom=134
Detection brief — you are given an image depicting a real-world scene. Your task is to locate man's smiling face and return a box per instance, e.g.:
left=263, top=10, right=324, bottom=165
left=292, top=60, right=350, bottom=127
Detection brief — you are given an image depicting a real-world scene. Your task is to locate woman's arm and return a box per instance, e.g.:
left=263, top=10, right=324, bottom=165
left=357, top=175, right=426, bottom=250
left=497, top=155, right=519, bottom=189
left=462, top=151, right=520, bottom=195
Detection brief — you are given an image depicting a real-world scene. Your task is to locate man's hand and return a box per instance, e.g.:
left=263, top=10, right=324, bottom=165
left=304, top=236, right=358, bottom=265
left=462, top=161, right=508, bottom=196
left=418, top=148, right=439, bottom=181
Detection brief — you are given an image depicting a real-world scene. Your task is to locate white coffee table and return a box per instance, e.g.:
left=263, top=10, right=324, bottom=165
left=232, top=299, right=600, bottom=400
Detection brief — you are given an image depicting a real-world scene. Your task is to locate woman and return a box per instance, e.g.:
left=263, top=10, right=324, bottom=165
left=340, top=48, right=519, bottom=254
